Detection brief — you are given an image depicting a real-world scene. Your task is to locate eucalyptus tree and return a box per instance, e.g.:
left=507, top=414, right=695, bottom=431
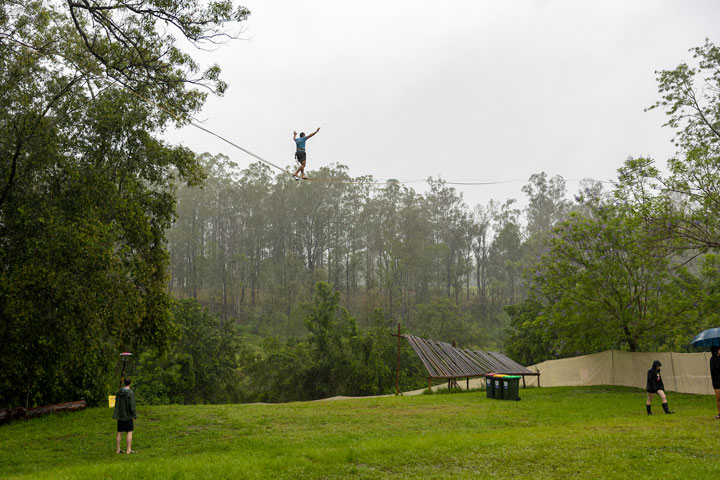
left=316, top=165, right=355, bottom=295
left=488, top=199, right=523, bottom=307
left=337, top=175, right=373, bottom=316
left=168, top=154, right=215, bottom=299
left=233, top=162, right=273, bottom=312
left=287, top=166, right=341, bottom=275
left=424, top=179, right=472, bottom=301
left=264, top=170, right=307, bottom=323
left=522, top=172, right=572, bottom=237
left=395, top=183, right=434, bottom=320
left=471, top=202, right=494, bottom=314
left=363, top=180, right=414, bottom=321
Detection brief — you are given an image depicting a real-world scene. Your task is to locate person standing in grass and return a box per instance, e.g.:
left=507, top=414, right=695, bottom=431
left=646, top=360, right=674, bottom=415
left=710, top=346, right=720, bottom=419
left=113, top=377, right=137, bottom=454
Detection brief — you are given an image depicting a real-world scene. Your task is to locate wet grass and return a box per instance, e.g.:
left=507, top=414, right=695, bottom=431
left=1, top=385, right=718, bottom=479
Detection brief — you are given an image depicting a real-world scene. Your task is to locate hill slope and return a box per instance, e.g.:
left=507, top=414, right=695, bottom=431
left=0, top=386, right=717, bottom=479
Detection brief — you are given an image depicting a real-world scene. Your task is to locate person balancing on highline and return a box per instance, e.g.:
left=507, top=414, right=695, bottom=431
left=293, top=127, right=320, bottom=180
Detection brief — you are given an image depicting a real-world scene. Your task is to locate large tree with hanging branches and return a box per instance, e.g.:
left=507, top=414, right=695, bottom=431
left=0, top=0, right=248, bottom=408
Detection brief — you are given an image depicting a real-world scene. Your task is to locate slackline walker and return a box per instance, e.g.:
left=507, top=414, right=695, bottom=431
left=0, top=32, right=625, bottom=195
left=293, top=127, right=321, bottom=180
left=122, top=83, right=613, bottom=188
left=12, top=44, right=613, bottom=188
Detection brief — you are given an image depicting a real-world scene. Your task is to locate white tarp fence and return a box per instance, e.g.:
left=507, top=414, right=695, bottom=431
left=524, top=350, right=714, bottom=395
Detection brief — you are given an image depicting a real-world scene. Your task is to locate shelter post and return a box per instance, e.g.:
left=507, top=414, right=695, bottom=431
left=395, top=323, right=401, bottom=394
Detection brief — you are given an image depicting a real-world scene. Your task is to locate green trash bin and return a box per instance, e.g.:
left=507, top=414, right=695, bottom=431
left=502, top=375, right=521, bottom=401
left=485, top=374, right=496, bottom=399
left=493, top=375, right=505, bottom=400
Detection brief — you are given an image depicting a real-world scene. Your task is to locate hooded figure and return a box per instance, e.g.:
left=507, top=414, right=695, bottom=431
left=113, top=385, right=137, bottom=422
left=645, top=360, right=673, bottom=415
left=646, top=360, right=664, bottom=392
left=113, top=377, right=137, bottom=453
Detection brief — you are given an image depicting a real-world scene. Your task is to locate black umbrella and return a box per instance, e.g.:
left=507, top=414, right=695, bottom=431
left=691, top=328, right=720, bottom=348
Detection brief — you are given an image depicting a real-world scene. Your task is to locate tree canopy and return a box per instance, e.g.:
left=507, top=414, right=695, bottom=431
left=507, top=40, right=720, bottom=363
left=3, top=5, right=720, bottom=406
left=0, top=0, right=248, bottom=408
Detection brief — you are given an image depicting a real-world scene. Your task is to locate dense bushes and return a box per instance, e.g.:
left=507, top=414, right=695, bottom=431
left=134, top=299, right=242, bottom=405
left=236, top=283, right=427, bottom=403
left=133, top=284, right=427, bottom=405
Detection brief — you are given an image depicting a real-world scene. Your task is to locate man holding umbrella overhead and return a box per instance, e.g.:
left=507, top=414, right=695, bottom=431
left=711, top=346, right=720, bottom=419
left=691, top=328, right=720, bottom=419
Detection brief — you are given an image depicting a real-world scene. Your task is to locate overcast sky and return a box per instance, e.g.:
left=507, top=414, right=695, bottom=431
left=163, top=0, right=720, bottom=210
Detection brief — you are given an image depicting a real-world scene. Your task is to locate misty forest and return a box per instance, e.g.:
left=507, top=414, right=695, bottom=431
left=2, top=1, right=720, bottom=410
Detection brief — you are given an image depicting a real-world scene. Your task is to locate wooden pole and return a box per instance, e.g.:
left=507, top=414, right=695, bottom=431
left=396, top=323, right=401, bottom=395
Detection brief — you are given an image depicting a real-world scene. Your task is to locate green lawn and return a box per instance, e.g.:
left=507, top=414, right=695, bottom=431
left=1, top=386, right=718, bottom=479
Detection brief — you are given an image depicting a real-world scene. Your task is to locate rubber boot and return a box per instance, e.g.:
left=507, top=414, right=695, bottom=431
left=646, top=404, right=652, bottom=415
left=662, top=402, right=674, bottom=414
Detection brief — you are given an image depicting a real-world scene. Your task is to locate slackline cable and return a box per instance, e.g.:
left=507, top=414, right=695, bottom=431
left=121, top=78, right=616, bottom=187
left=12, top=39, right=614, bottom=187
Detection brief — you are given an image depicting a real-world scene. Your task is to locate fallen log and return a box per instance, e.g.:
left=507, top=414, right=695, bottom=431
left=0, top=400, right=88, bottom=426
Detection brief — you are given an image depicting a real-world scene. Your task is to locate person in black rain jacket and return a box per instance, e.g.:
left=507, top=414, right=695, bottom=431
left=646, top=360, right=674, bottom=415
left=710, top=346, right=720, bottom=419
left=113, top=377, right=137, bottom=453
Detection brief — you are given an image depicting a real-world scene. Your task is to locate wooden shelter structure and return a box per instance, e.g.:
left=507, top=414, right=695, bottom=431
left=394, top=327, right=540, bottom=392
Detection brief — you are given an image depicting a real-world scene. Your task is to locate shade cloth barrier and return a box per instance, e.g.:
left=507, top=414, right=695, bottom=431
left=523, top=350, right=714, bottom=395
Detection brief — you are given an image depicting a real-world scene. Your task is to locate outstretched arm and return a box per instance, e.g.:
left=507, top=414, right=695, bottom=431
left=293, top=131, right=297, bottom=140
left=306, top=127, right=321, bottom=139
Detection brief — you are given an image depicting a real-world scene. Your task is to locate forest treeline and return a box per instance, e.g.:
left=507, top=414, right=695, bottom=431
left=145, top=36, right=720, bottom=404
left=2, top=1, right=720, bottom=408
left=167, top=156, right=572, bottom=346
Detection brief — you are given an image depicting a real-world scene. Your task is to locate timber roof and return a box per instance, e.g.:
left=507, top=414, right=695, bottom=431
left=402, top=334, right=539, bottom=379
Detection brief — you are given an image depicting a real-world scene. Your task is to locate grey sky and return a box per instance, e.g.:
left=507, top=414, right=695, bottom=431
left=164, top=0, right=720, bottom=210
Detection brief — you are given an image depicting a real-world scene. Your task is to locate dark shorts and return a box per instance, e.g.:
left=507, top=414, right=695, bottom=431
left=295, top=150, right=306, bottom=163
left=117, top=420, right=133, bottom=432
left=713, top=381, right=720, bottom=390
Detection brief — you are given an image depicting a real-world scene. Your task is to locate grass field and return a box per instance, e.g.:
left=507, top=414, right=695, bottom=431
left=1, top=386, right=718, bottom=479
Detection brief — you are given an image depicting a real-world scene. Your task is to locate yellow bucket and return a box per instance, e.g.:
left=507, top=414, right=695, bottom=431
left=108, top=395, right=116, bottom=408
